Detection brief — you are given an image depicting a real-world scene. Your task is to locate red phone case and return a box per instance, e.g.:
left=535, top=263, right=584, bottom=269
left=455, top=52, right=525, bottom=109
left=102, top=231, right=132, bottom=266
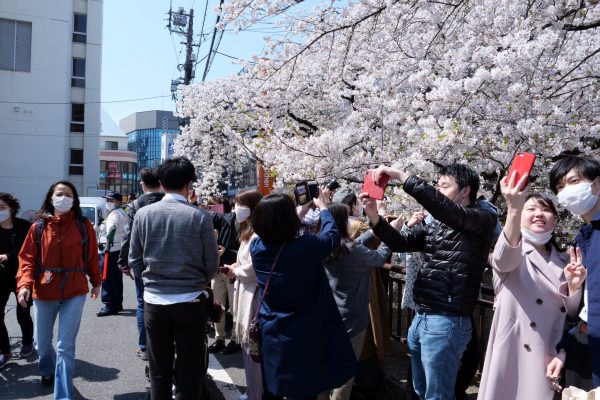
left=507, top=152, right=536, bottom=189
left=362, top=170, right=389, bottom=200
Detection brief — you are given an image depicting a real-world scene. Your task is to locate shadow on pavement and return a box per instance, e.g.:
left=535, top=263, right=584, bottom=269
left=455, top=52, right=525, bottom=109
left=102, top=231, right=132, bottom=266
left=113, top=391, right=149, bottom=400
left=0, top=359, right=53, bottom=399
left=75, top=359, right=120, bottom=382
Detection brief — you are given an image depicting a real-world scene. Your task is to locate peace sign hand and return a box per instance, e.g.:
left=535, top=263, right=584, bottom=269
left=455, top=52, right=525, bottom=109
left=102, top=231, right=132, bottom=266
left=564, top=246, right=587, bottom=295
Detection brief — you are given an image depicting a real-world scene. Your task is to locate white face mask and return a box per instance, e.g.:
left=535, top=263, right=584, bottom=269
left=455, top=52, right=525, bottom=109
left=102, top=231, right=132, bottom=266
left=557, top=180, right=599, bottom=216
left=52, top=196, right=73, bottom=213
left=106, top=203, right=115, bottom=212
left=0, top=209, right=10, bottom=223
left=235, top=205, right=251, bottom=223
left=521, top=227, right=553, bottom=245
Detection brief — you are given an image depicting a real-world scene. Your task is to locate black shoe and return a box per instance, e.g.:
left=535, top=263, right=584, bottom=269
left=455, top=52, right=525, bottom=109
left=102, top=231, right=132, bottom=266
left=222, top=340, right=241, bottom=355
left=208, top=340, right=225, bottom=353
left=96, top=307, right=119, bottom=317
left=41, top=374, right=54, bottom=387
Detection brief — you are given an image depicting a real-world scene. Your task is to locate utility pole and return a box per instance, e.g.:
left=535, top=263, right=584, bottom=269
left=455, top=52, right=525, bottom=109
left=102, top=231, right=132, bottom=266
left=184, top=8, right=194, bottom=85
left=167, top=7, right=198, bottom=99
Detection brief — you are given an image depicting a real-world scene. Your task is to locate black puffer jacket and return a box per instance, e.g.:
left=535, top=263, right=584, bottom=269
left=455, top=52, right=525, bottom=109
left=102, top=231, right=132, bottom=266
left=372, top=175, right=496, bottom=315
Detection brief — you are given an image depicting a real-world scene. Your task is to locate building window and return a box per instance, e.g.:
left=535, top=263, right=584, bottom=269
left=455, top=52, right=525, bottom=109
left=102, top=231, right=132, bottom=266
left=0, top=18, right=32, bottom=72
left=72, top=58, right=85, bottom=88
left=69, top=149, right=84, bottom=175
left=70, top=103, right=84, bottom=132
left=105, top=141, right=118, bottom=150
left=73, top=14, right=87, bottom=43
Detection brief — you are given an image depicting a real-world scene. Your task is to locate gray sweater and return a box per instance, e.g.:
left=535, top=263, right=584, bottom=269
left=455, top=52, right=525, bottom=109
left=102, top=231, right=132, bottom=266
left=324, top=231, right=391, bottom=337
left=129, top=196, right=219, bottom=295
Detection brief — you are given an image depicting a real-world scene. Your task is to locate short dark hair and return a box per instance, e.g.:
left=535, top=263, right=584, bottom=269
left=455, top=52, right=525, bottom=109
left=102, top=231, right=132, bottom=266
left=437, top=163, right=480, bottom=204
left=157, top=157, right=196, bottom=191
left=548, top=156, right=600, bottom=194
left=39, top=180, right=83, bottom=220
left=0, top=192, right=21, bottom=218
left=252, top=193, right=300, bottom=244
left=140, top=167, right=161, bottom=189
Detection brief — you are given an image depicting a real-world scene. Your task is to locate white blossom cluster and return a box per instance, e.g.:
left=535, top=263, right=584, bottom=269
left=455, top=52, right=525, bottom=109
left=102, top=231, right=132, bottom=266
left=175, top=0, right=600, bottom=212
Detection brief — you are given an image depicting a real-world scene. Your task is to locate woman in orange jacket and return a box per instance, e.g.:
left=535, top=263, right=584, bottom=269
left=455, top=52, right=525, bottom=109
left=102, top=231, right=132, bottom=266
left=16, top=181, right=101, bottom=399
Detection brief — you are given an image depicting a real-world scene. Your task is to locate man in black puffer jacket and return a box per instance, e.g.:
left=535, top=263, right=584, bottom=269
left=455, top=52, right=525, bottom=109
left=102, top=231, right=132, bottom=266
left=362, top=163, right=496, bottom=400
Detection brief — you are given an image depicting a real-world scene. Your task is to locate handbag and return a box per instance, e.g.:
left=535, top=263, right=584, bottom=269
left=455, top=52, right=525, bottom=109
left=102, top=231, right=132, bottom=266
left=248, top=244, right=286, bottom=363
left=562, top=387, right=598, bottom=400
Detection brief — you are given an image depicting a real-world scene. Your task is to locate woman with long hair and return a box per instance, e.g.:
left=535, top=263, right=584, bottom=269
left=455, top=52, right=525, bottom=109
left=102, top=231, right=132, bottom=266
left=478, top=173, right=585, bottom=400
left=318, top=203, right=401, bottom=400
left=16, top=181, right=101, bottom=399
left=0, top=192, right=34, bottom=368
left=222, top=189, right=264, bottom=400
left=250, top=192, right=356, bottom=400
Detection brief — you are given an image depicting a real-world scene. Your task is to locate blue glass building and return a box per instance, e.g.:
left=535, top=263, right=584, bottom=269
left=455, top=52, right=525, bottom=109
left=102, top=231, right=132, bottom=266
left=119, top=111, right=181, bottom=170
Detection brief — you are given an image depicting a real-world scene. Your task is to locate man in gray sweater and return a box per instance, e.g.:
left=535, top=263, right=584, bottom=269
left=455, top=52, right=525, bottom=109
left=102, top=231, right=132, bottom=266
left=129, top=156, right=218, bottom=400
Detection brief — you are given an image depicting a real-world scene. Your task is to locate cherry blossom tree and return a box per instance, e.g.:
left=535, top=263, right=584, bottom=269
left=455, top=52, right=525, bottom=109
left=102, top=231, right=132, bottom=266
left=175, top=0, right=600, bottom=211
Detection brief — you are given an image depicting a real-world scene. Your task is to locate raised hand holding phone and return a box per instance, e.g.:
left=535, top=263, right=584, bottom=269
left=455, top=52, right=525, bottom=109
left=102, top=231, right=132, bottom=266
left=506, top=152, right=536, bottom=190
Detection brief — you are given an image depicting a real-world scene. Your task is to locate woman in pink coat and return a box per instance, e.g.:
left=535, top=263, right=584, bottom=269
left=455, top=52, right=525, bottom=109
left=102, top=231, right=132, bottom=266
left=478, top=173, right=585, bottom=400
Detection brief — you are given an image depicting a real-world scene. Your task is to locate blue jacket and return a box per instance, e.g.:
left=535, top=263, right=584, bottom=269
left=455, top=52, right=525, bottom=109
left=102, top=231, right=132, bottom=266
left=250, top=210, right=357, bottom=397
left=575, top=210, right=600, bottom=387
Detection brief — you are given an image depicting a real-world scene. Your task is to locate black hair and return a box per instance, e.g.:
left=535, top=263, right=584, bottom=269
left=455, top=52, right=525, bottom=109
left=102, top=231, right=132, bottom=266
left=38, top=180, right=83, bottom=220
left=548, top=156, right=600, bottom=194
left=157, top=157, right=196, bottom=191
left=524, top=193, right=561, bottom=251
left=140, top=167, right=161, bottom=189
left=0, top=192, right=21, bottom=218
left=327, top=203, right=352, bottom=260
left=252, top=193, right=300, bottom=244
left=437, top=163, right=480, bottom=204
left=223, top=198, right=233, bottom=213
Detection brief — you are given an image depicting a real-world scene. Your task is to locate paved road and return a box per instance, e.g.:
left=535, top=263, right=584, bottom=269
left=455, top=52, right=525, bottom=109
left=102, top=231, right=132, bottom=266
left=1, top=278, right=247, bottom=399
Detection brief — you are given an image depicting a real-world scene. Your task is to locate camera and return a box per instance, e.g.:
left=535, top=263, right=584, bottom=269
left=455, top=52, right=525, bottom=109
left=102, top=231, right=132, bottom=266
left=326, top=180, right=340, bottom=191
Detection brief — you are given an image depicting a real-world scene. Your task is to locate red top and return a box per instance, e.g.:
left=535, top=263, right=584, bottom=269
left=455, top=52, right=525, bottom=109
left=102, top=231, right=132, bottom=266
left=17, top=212, right=101, bottom=301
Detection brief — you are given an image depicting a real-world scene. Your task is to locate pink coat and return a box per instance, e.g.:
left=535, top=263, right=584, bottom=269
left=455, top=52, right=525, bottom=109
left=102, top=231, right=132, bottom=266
left=478, top=233, right=582, bottom=400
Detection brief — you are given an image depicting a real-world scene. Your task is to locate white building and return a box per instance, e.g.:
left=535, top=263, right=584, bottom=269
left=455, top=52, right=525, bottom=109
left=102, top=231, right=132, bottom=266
left=0, top=0, right=102, bottom=216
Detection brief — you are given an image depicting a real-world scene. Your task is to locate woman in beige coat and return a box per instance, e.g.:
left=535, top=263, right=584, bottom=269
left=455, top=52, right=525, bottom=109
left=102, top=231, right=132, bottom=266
left=478, top=173, right=585, bottom=400
left=223, top=189, right=263, bottom=400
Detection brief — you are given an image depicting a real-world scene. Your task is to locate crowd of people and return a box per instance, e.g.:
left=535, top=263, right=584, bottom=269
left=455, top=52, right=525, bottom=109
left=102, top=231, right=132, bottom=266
left=0, top=154, right=598, bottom=400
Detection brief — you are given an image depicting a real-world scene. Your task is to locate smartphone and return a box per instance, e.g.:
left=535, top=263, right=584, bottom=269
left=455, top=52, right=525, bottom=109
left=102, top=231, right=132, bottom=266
left=507, top=152, right=536, bottom=189
left=307, top=181, right=319, bottom=200
left=362, top=170, right=389, bottom=200
left=294, top=182, right=309, bottom=205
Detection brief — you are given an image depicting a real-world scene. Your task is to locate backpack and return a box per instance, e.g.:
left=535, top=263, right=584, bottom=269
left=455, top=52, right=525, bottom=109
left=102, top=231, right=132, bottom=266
left=34, top=216, right=89, bottom=288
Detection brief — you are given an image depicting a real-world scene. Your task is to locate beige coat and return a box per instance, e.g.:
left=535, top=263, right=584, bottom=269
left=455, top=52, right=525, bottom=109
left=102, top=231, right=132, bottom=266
left=478, top=234, right=582, bottom=400
left=232, top=234, right=259, bottom=344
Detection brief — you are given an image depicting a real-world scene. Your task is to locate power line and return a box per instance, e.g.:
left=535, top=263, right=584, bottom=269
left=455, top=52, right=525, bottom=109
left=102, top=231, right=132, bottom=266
left=0, top=95, right=171, bottom=105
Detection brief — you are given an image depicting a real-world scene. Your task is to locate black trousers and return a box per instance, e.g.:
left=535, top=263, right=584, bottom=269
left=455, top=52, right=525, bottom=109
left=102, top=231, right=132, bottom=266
left=100, top=250, right=123, bottom=310
left=0, top=287, right=33, bottom=354
left=145, top=297, right=208, bottom=400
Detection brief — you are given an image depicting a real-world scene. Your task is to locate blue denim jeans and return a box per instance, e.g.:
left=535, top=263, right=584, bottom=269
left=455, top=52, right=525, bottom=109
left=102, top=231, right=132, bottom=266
left=134, top=276, right=146, bottom=350
left=407, top=312, right=472, bottom=400
left=34, top=294, right=86, bottom=400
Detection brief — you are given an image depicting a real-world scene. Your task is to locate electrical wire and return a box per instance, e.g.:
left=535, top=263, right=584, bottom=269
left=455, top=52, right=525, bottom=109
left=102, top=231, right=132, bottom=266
left=1, top=95, right=171, bottom=105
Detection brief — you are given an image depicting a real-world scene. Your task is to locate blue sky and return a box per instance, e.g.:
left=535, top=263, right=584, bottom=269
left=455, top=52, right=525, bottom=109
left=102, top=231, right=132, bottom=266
left=101, top=0, right=269, bottom=124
